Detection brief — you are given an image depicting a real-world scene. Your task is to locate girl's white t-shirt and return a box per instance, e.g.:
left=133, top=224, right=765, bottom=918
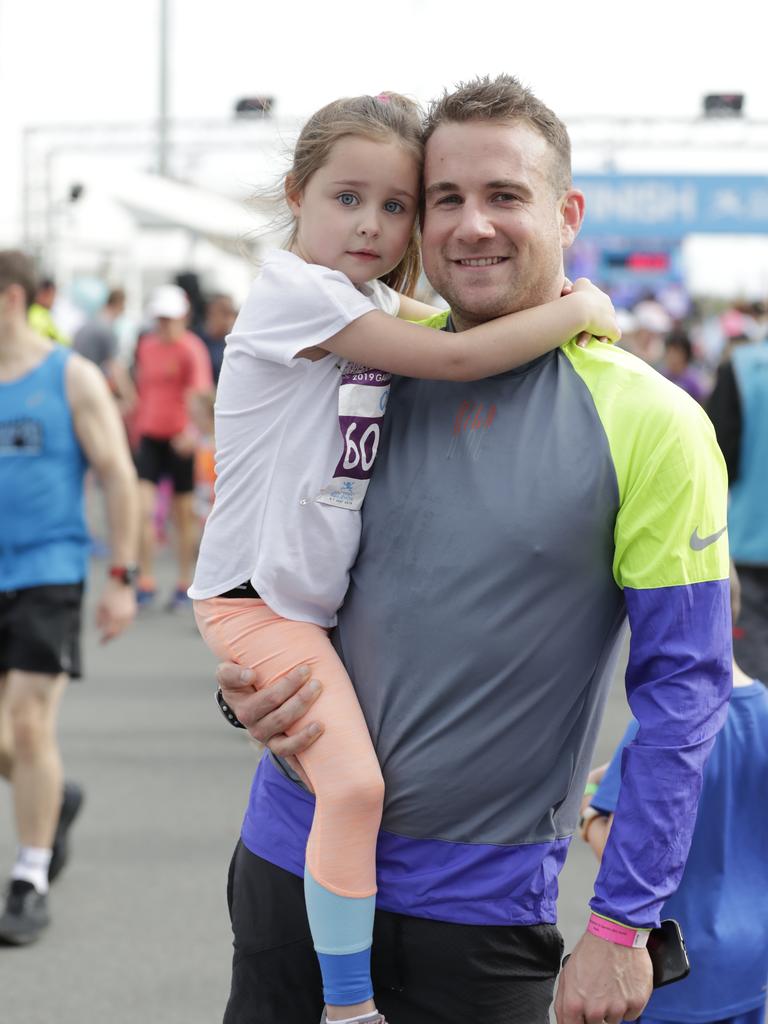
left=188, top=248, right=400, bottom=627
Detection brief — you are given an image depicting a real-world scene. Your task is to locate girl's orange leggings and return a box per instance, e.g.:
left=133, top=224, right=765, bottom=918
left=193, top=597, right=384, bottom=897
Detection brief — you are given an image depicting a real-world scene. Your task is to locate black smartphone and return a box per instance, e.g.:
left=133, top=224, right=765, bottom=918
left=561, top=919, right=690, bottom=989
left=647, top=919, right=690, bottom=988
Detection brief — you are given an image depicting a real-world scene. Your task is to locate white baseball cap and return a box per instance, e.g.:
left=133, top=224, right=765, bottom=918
left=147, top=284, right=190, bottom=320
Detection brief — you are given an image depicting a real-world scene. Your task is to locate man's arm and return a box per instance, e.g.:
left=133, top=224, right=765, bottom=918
left=104, top=358, right=137, bottom=412
left=66, top=354, right=139, bottom=641
left=591, top=494, right=731, bottom=925
left=172, top=335, right=214, bottom=454
left=556, top=358, right=732, bottom=1023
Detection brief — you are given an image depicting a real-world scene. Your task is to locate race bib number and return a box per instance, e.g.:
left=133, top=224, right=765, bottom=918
left=315, top=362, right=391, bottom=510
left=0, top=418, right=43, bottom=456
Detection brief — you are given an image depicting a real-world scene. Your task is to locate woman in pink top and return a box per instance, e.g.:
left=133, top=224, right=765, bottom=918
left=133, top=284, right=213, bottom=608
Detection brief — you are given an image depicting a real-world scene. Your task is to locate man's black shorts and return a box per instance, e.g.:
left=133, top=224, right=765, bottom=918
left=0, top=583, right=83, bottom=679
left=223, top=842, right=563, bottom=1024
left=134, top=435, right=195, bottom=494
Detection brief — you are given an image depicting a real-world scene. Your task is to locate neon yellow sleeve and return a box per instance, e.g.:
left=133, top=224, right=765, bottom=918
left=562, top=342, right=729, bottom=589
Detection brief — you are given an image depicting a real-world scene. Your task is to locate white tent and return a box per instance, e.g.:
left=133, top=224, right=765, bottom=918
left=105, top=169, right=275, bottom=247
left=49, top=168, right=284, bottom=313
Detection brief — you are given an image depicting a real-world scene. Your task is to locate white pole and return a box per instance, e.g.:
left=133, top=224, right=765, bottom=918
left=158, top=0, right=170, bottom=177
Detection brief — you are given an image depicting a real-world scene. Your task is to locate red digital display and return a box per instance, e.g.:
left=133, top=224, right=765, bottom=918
left=626, top=253, right=671, bottom=271
left=604, top=251, right=672, bottom=272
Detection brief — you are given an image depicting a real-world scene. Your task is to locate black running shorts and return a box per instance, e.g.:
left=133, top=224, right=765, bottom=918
left=223, top=842, right=563, bottom=1024
left=0, top=583, right=84, bottom=679
left=134, top=435, right=195, bottom=494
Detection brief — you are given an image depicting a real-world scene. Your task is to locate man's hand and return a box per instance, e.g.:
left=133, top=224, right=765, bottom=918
left=95, top=579, right=137, bottom=642
left=216, top=661, right=324, bottom=785
left=170, top=429, right=198, bottom=457
left=554, top=931, right=652, bottom=1024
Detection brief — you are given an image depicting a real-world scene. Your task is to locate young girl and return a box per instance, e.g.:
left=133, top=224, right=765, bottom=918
left=189, top=93, right=618, bottom=1024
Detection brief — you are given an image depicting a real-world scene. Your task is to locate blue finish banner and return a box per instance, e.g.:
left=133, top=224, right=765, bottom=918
left=575, top=174, right=768, bottom=238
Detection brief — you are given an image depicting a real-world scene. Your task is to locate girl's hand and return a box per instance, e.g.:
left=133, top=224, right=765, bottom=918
left=570, top=278, right=621, bottom=349
left=562, top=278, right=594, bottom=345
left=579, top=810, right=613, bottom=859
left=579, top=762, right=609, bottom=816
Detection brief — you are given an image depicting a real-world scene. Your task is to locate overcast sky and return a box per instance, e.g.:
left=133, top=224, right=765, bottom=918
left=1, top=0, right=767, bottom=243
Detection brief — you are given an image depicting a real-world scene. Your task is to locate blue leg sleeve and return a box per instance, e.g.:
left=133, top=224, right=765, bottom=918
left=304, top=868, right=376, bottom=1005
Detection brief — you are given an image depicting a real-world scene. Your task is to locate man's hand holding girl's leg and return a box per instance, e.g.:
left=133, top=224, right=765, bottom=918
left=216, top=662, right=324, bottom=785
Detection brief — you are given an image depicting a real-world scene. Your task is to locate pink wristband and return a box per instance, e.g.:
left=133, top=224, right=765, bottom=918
left=587, top=912, right=650, bottom=948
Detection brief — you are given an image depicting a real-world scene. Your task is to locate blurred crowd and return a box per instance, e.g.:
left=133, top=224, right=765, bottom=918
left=615, top=291, right=768, bottom=404
left=24, top=269, right=768, bottom=617
left=25, top=270, right=237, bottom=610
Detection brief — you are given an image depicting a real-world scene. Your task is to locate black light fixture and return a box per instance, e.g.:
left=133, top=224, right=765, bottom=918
left=234, top=95, right=275, bottom=118
left=703, top=93, right=744, bottom=118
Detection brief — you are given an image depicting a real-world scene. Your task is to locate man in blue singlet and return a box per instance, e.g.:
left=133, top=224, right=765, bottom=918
left=0, top=250, right=140, bottom=945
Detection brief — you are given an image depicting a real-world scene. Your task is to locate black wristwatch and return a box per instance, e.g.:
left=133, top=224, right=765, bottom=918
left=108, top=565, right=139, bottom=586
left=216, top=688, right=246, bottom=729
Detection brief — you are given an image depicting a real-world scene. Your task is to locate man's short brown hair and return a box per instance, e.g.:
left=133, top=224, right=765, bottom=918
left=424, top=74, right=572, bottom=195
left=0, top=250, right=38, bottom=309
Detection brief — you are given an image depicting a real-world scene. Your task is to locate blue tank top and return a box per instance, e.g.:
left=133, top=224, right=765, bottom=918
left=729, top=342, right=768, bottom=564
left=0, top=347, right=89, bottom=589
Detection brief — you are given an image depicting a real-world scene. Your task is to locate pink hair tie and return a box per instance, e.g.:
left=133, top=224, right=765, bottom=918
left=375, top=93, right=391, bottom=104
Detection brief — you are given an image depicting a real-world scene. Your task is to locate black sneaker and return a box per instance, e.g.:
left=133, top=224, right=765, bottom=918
left=0, top=880, right=50, bottom=945
left=48, top=782, right=84, bottom=883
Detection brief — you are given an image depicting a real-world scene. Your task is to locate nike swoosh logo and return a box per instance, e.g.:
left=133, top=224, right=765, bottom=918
left=689, top=525, right=727, bottom=551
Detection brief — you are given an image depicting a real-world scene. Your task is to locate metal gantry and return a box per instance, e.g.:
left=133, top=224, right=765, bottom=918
left=20, top=113, right=768, bottom=267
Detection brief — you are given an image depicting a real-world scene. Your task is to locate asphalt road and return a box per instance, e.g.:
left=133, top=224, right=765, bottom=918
left=0, top=553, right=633, bottom=1024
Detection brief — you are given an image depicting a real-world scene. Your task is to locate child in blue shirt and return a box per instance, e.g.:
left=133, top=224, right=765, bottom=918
left=581, top=568, right=768, bottom=1024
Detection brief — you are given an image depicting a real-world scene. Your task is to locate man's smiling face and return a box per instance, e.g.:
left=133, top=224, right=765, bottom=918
left=421, top=120, right=580, bottom=330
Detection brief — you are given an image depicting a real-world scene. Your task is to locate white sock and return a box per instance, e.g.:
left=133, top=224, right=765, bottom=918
left=11, top=846, right=52, bottom=894
left=325, top=1014, right=380, bottom=1024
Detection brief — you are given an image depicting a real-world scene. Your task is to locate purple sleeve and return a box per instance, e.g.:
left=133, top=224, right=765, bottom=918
left=589, top=580, right=732, bottom=927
